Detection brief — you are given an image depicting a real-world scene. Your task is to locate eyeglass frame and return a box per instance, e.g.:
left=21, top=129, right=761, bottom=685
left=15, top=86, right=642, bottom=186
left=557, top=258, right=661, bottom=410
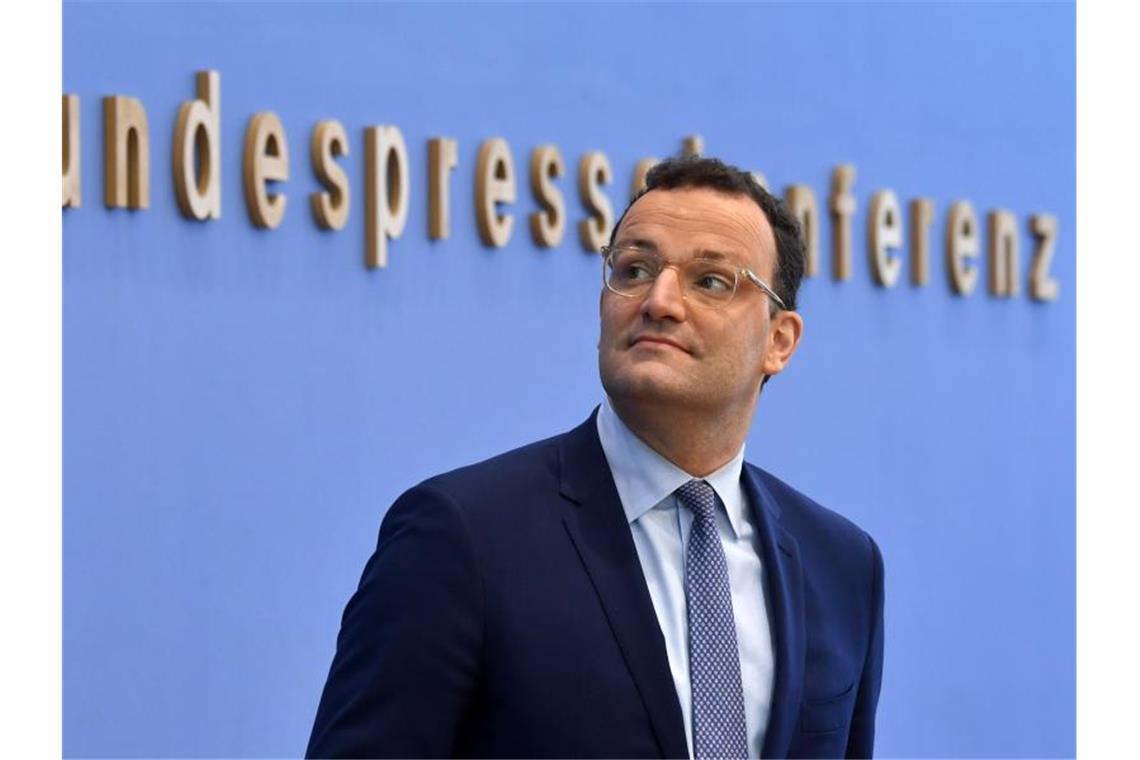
left=599, top=244, right=787, bottom=312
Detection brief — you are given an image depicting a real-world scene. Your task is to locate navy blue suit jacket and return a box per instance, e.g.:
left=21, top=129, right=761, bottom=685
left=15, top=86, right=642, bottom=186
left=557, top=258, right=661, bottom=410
left=307, top=411, right=884, bottom=758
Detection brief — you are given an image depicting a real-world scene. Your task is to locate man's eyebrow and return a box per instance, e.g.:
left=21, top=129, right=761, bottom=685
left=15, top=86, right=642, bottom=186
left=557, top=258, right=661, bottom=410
left=694, top=250, right=729, bottom=261
left=613, top=240, right=735, bottom=262
left=613, top=237, right=659, bottom=251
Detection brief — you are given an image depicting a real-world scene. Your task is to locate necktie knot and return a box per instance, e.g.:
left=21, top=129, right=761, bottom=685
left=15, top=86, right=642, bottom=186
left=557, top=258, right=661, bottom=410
left=676, top=479, right=718, bottom=522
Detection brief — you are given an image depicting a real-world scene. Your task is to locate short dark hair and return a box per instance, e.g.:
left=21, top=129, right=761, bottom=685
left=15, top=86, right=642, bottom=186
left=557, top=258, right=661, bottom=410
left=609, top=156, right=806, bottom=313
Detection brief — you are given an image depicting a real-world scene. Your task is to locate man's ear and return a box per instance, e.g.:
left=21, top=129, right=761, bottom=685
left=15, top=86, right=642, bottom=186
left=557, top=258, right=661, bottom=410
left=761, top=310, right=804, bottom=377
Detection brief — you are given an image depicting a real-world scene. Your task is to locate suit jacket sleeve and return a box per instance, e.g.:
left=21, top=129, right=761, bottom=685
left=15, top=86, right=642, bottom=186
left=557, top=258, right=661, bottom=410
left=846, top=534, right=885, bottom=758
left=306, top=483, right=483, bottom=758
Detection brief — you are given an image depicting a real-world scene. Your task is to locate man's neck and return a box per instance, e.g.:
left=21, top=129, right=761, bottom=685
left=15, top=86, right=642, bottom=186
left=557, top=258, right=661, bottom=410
left=608, top=396, right=753, bottom=478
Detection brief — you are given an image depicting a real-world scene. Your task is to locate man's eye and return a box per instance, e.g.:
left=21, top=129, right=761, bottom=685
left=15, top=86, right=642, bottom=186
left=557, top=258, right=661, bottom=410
left=618, top=262, right=654, bottom=281
left=694, top=273, right=733, bottom=292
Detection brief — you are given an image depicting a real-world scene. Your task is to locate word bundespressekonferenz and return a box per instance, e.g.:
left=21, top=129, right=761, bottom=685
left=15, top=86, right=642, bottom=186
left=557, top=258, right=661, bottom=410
left=62, top=70, right=1061, bottom=302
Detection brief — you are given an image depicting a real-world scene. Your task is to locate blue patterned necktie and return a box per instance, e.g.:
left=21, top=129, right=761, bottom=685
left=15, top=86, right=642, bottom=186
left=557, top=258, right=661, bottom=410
left=676, top=478, right=749, bottom=760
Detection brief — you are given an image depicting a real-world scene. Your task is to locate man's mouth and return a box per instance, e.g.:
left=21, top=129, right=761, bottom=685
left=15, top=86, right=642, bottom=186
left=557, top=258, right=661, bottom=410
left=629, top=335, right=690, bottom=353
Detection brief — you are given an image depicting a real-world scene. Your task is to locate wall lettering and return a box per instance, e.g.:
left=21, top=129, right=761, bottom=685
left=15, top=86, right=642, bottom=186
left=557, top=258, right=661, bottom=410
left=946, top=200, right=979, bottom=296
left=60, top=71, right=1063, bottom=307
left=1029, top=213, right=1060, bottom=302
left=427, top=137, right=458, bottom=240
left=102, top=95, right=149, bottom=209
left=829, top=164, right=856, bottom=280
left=310, top=120, right=350, bottom=231
left=785, top=184, right=819, bottom=277
left=909, top=198, right=934, bottom=286
left=475, top=137, right=516, bottom=248
left=987, top=209, right=1019, bottom=298
left=173, top=70, right=221, bottom=221
left=578, top=151, right=613, bottom=252
left=62, top=94, right=80, bottom=208
left=869, top=189, right=902, bottom=287
left=243, top=111, right=289, bottom=230
left=529, top=144, right=566, bottom=248
left=364, top=125, right=409, bottom=268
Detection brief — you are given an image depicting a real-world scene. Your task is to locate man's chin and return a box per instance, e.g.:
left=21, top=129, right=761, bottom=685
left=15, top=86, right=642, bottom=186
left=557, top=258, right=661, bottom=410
left=600, top=365, right=695, bottom=406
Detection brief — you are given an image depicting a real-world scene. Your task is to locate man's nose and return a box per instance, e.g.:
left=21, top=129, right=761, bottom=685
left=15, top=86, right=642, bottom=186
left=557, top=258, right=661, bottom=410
left=640, top=268, right=687, bottom=322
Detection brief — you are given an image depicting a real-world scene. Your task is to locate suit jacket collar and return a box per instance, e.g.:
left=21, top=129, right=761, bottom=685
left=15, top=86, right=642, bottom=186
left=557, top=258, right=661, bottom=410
left=558, top=409, right=690, bottom=758
left=743, top=464, right=806, bottom=759
left=557, top=410, right=806, bottom=760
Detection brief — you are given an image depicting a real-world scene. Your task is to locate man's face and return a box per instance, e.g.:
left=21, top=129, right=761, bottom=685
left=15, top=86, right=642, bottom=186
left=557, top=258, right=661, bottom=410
left=598, top=186, right=798, bottom=417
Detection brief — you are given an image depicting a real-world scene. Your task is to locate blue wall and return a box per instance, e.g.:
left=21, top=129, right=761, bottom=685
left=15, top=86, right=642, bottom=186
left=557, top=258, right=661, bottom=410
left=63, top=2, right=1075, bottom=756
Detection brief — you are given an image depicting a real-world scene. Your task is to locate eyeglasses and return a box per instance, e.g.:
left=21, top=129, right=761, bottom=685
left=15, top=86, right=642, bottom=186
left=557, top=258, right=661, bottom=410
left=601, top=245, right=786, bottom=311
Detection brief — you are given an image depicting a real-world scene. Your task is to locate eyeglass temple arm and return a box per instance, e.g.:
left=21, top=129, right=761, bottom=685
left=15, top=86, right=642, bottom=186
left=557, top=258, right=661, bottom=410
left=744, top=270, right=787, bottom=311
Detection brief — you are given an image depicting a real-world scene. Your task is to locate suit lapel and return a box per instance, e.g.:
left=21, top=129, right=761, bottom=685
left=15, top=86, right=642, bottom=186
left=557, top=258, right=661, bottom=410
left=743, top=465, right=806, bottom=759
left=558, top=411, right=690, bottom=759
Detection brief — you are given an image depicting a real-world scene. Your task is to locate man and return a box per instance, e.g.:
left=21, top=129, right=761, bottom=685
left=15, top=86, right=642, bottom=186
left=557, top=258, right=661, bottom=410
left=307, top=156, right=884, bottom=759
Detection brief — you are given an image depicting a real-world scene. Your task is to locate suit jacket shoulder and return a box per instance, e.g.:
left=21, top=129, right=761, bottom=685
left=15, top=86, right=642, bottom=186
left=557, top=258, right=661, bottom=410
left=417, top=430, right=565, bottom=514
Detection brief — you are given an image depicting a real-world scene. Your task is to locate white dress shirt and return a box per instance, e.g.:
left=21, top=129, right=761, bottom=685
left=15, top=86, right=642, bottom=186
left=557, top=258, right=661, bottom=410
left=596, top=398, right=775, bottom=759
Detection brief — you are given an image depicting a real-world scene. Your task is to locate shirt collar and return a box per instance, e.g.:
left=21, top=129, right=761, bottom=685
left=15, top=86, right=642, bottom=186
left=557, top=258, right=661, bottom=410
left=596, top=398, right=749, bottom=539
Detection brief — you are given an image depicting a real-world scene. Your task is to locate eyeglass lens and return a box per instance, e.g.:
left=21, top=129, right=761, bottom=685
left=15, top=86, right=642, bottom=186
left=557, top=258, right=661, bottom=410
left=605, top=249, right=740, bottom=307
